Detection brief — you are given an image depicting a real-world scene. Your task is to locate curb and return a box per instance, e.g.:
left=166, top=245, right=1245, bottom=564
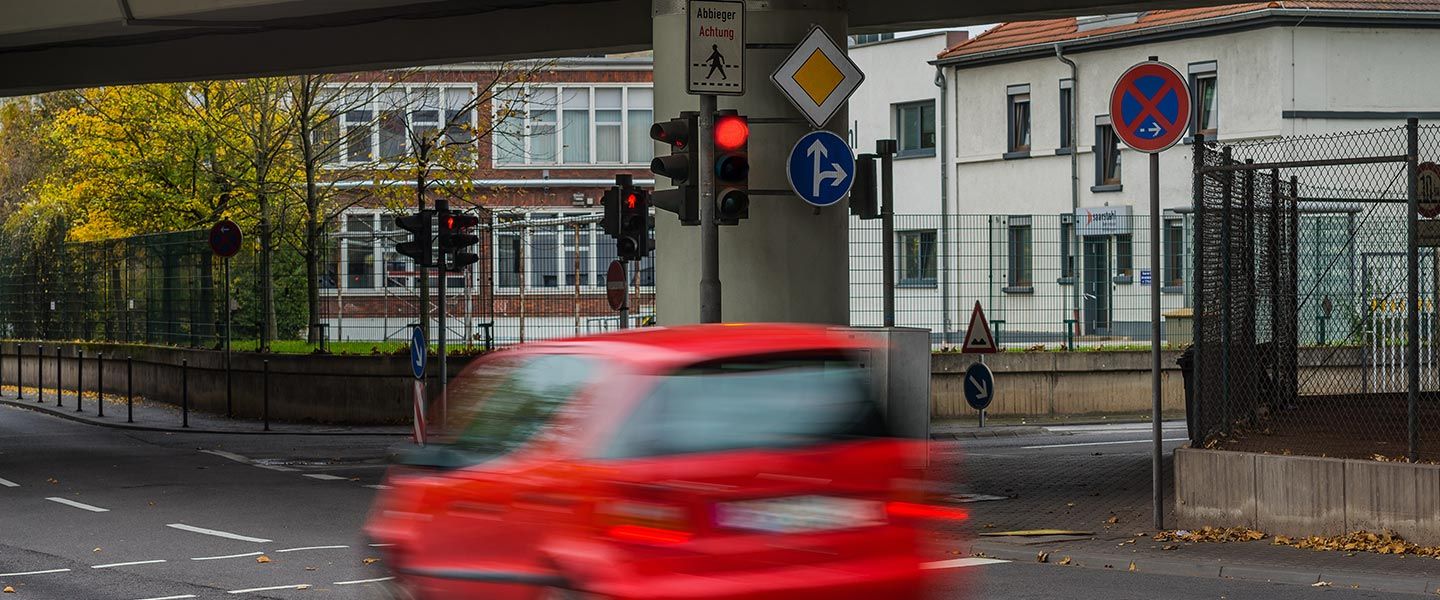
left=969, top=539, right=1437, bottom=595
left=0, top=399, right=411, bottom=437
left=930, top=426, right=1052, bottom=440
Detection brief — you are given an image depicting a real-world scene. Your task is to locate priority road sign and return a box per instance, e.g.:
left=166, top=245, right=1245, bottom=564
left=687, top=0, right=745, bottom=96
left=964, top=362, right=995, bottom=411
left=606, top=260, right=628, bottom=311
left=787, top=130, right=855, bottom=207
left=410, top=325, right=427, bottom=380
left=962, top=301, right=997, bottom=354
left=208, top=219, right=243, bottom=258
left=771, top=26, right=864, bottom=129
left=1110, top=61, right=1191, bottom=154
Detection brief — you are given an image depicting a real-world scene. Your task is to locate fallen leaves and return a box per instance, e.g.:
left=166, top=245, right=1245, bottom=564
left=1128, top=561, right=1137, bottom=572
left=1058, top=556, right=1072, bottom=566
left=363, top=557, right=380, bottom=565
left=256, top=555, right=271, bottom=563
left=1164, top=527, right=1440, bottom=559
left=1154, top=526, right=1266, bottom=544
left=3, top=586, right=13, bottom=593
left=1312, top=581, right=1332, bottom=587
left=1036, top=551, right=1049, bottom=563
left=45, top=478, right=58, bottom=485
left=1105, top=515, right=1119, bottom=525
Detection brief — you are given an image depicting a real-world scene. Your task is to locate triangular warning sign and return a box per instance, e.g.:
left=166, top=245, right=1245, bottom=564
left=963, top=301, right=997, bottom=354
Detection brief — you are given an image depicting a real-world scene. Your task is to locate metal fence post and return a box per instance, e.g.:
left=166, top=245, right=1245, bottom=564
left=1408, top=116, right=1421, bottom=462
left=16, top=344, right=23, bottom=401
left=96, top=353, right=104, bottom=418
left=263, top=359, right=270, bottom=432
left=37, top=345, right=43, bottom=404
left=181, top=358, right=189, bottom=428
left=126, top=356, right=133, bottom=423
left=75, top=349, right=83, bottom=412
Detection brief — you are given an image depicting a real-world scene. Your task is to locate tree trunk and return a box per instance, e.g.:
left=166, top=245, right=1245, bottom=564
left=303, top=142, right=321, bottom=345
left=258, top=176, right=277, bottom=350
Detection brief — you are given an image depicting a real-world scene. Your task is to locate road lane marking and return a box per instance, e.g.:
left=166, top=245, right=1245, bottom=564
left=334, top=577, right=395, bottom=585
left=254, top=465, right=296, bottom=472
left=93, top=559, right=167, bottom=569
left=365, top=484, right=392, bottom=490
left=275, top=545, right=349, bottom=553
left=45, top=497, right=109, bottom=512
left=303, top=474, right=346, bottom=481
left=200, top=449, right=251, bottom=463
left=167, top=523, right=271, bottom=543
left=0, top=568, right=72, bottom=577
left=226, top=584, right=310, bottom=594
left=190, top=551, right=265, bottom=561
left=1045, top=422, right=1187, bottom=433
left=0, top=477, right=18, bottom=487
left=921, top=557, right=1010, bottom=570
left=368, top=543, right=395, bottom=547
left=132, top=596, right=196, bottom=600
left=1021, top=438, right=1189, bottom=450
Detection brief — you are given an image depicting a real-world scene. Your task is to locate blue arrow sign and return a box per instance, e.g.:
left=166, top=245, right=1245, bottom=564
left=786, top=130, right=855, bottom=207
left=964, top=362, right=995, bottom=411
left=410, top=325, right=427, bottom=380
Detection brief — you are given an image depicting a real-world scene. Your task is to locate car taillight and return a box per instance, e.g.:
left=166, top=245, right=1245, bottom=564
left=886, top=501, right=969, bottom=521
left=597, top=500, right=694, bottom=546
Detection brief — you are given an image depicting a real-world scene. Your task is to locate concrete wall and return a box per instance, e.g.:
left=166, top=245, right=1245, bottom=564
left=1176, top=448, right=1440, bottom=545
left=0, top=342, right=480, bottom=425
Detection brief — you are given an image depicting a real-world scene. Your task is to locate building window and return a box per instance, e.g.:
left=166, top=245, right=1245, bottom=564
left=1190, top=62, right=1218, bottom=137
left=494, top=85, right=654, bottom=167
left=319, top=84, right=477, bottom=166
left=1007, top=85, right=1031, bottom=155
left=327, top=209, right=485, bottom=293
left=345, top=214, right=376, bottom=290
left=1007, top=216, right=1033, bottom=290
left=1115, top=234, right=1133, bottom=278
left=1060, top=217, right=1075, bottom=282
left=1165, top=217, right=1186, bottom=288
left=897, top=230, right=937, bottom=286
left=1095, top=116, right=1122, bottom=190
left=493, top=212, right=656, bottom=292
left=1059, top=80, right=1074, bottom=151
left=850, top=33, right=895, bottom=45
left=895, top=100, right=935, bottom=157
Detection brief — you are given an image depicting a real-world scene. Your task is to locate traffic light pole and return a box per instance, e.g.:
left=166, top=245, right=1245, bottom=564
left=878, top=139, right=898, bottom=328
left=435, top=198, right=449, bottom=430
left=698, top=94, right=720, bottom=323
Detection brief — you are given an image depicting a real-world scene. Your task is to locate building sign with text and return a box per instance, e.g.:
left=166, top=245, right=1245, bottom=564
left=1076, top=205, right=1134, bottom=236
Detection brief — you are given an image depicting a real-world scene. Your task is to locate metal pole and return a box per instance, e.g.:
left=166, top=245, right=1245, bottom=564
left=75, top=349, right=83, bottom=412
left=436, top=198, right=449, bottom=430
left=619, top=261, right=630, bottom=330
left=181, top=358, right=188, bottom=428
left=1408, top=117, right=1420, bottom=462
left=37, top=345, right=43, bottom=404
left=699, top=94, right=721, bottom=324
left=54, top=346, right=60, bottom=408
left=880, top=139, right=898, bottom=328
left=126, top=355, right=133, bottom=423
left=96, top=353, right=103, bottom=418
left=1150, top=150, right=1164, bottom=531
left=225, top=257, right=232, bottom=418
left=263, top=359, right=270, bottom=431
left=16, top=344, right=23, bottom=401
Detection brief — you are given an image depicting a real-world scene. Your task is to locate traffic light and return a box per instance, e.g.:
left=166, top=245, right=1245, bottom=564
left=713, top=110, right=749, bottom=225
left=649, top=112, right=700, bottom=225
left=851, top=153, right=879, bottom=220
left=617, top=186, right=652, bottom=261
left=395, top=210, right=435, bottom=268
left=440, top=211, right=480, bottom=272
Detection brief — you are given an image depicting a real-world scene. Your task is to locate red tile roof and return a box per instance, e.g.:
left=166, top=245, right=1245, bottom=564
left=938, top=1, right=1440, bottom=60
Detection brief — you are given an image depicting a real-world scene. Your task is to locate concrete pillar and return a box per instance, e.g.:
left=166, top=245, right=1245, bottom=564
left=652, top=0, right=850, bottom=325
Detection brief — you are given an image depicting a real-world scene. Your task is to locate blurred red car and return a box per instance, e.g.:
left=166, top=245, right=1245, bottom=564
left=364, top=323, right=957, bottom=600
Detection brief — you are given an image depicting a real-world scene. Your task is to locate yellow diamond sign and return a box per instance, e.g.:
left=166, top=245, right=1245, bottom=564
left=771, top=26, right=865, bottom=129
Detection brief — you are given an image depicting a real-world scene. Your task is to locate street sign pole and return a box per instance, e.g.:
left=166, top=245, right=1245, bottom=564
left=878, top=139, right=897, bottom=328
left=1150, top=147, right=1163, bottom=532
left=699, top=94, right=720, bottom=323
left=435, top=198, right=449, bottom=429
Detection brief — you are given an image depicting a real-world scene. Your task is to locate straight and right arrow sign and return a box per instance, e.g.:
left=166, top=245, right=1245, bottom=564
left=962, top=301, right=997, bottom=354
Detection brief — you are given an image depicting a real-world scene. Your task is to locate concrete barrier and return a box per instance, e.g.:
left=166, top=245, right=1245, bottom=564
left=1176, top=448, right=1440, bottom=545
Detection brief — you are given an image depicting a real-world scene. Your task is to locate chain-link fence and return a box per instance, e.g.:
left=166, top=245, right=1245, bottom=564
left=1191, top=120, right=1440, bottom=462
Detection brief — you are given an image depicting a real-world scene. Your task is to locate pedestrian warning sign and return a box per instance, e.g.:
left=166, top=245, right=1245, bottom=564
left=963, top=301, right=997, bottom=354
left=687, top=0, right=745, bottom=96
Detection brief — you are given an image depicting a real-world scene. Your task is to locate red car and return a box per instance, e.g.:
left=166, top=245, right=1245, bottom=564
left=364, top=323, right=959, bottom=600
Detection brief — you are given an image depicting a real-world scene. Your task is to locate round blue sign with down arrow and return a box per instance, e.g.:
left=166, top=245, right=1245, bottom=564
left=410, top=326, right=427, bottom=380
left=786, top=130, right=855, bottom=207
left=964, top=362, right=995, bottom=411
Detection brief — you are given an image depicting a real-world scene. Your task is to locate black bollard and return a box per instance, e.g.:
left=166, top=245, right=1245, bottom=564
left=181, top=358, right=189, bottom=428
left=75, top=349, right=83, bottom=413
left=16, top=344, right=23, bottom=401
left=54, top=346, right=61, bottom=408
left=126, top=356, right=134, bottom=423
left=96, top=353, right=104, bottom=418
left=263, top=360, right=270, bottom=432
left=37, top=345, right=43, bottom=404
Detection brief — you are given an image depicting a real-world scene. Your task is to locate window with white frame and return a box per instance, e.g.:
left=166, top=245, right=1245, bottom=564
left=328, top=211, right=482, bottom=292
left=493, top=86, right=655, bottom=167
left=318, top=84, right=477, bottom=166
left=493, top=212, right=655, bottom=292
left=1190, top=62, right=1219, bottom=138
left=897, top=230, right=937, bottom=286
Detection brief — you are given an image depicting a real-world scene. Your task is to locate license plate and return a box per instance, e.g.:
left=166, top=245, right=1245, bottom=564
left=715, top=496, right=886, bottom=534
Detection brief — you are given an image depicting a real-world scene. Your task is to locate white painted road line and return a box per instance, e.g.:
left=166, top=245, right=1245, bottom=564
left=254, top=464, right=296, bottom=472
left=45, top=497, right=109, bottom=512
left=921, top=557, right=1010, bottom=570
left=167, top=523, right=271, bottom=543
left=368, top=543, right=395, bottom=547
left=200, top=449, right=251, bottom=464
left=190, top=551, right=265, bottom=561
left=93, top=559, right=167, bottom=569
left=275, top=545, right=349, bottom=553
left=1021, top=437, right=1189, bottom=450
left=1045, top=422, right=1187, bottom=433
left=334, top=577, right=395, bottom=585
left=132, top=595, right=196, bottom=600
left=365, top=484, right=393, bottom=490
left=0, top=477, right=19, bottom=487
left=0, top=568, right=72, bottom=577
left=226, top=584, right=311, bottom=594
left=303, top=473, right=346, bottom=481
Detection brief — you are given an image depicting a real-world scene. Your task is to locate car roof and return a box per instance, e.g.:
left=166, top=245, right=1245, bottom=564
left=524, top=323, right=879, bottom=366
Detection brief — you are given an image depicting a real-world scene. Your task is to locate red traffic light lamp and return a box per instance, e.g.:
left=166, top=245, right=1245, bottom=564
left=714, top=114, right=749, bottom=151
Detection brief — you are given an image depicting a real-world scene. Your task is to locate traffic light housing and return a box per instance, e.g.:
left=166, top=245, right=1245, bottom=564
left=649, top=112, right=700, bottom=226
left=851, top=153, right=879, bottom=220
left=440, top=211, right=480, bottom=272
left=619, top=187, right=652, bottom=261
left=713, top=111, right=749, bottom=226
left=395, top=210, right=435, bottom=268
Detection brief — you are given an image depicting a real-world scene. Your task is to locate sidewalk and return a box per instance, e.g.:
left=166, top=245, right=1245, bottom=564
left=0, top=386, right=410, bottom=436
left=929, top=415, right=1182, bottom=439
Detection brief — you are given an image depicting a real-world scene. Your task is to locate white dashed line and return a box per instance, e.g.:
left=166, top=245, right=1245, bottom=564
left=93, top=559, right=167, bottom=569
left=334, top=577, right=395, bottom=585
left=0, top=568, right=72, bottom=577
left=275, top=545, right=349, bottom=553
left=190, top=551, right=265, bottom=561
left=303, top=473, right=346, bottom=481
left=365, top=484, right=392, bottom=490
left=226, top=584, right=311, bottom=594
left=132, top=595, right=196, bottom=600
left=920, top=557, right=1010, bottom=570
left=0, top=477, right=19, bottom=487
left=368, top=543, right=395, bottom=547
left=1020, top=438, right=1189, bottom=450
left=45, top=497, right=109, bottom=512
left=167, top=523, right=271, bottom=543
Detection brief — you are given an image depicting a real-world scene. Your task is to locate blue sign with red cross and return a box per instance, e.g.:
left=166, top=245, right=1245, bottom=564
left=1109, top=61, right=1192, bottom=154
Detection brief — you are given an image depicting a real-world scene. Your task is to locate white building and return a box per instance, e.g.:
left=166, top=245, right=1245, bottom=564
left=851, top=3, right=1440, bottom=346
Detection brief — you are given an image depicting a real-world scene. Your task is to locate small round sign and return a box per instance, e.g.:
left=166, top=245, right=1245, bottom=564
left=410, top=326, right=427, bottom=380
left=606, top=260, right=628, bottom=311
left=786, top=130, right=855, bottom=207
left=1109, top=60, right=1192, bottom=154
left=1418, top=162, right=1440, bottom=219
left=209, top=220, right=243, bottom=258
left=964, top=362, right=995, bottom=412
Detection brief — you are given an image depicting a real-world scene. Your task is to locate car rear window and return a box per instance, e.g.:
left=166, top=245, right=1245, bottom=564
left=601, top=354, right=887, bottom=459
left=444, top=353, right=600, bottom=456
